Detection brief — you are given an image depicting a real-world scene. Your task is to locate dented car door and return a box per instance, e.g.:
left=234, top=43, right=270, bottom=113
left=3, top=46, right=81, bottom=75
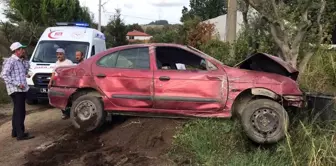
left=152, top=46, right=228, bottom=111
left=91, top=47, right=154, bottom=109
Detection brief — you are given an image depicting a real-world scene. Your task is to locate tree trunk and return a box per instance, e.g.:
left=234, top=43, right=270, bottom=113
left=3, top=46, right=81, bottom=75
left=298, top=52, right=314, bottom=74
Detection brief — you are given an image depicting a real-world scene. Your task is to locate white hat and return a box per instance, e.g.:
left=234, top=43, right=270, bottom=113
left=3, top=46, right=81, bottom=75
left=10, top=42, right=27, bottom=51
left=56, top=48, right=65, bottom=53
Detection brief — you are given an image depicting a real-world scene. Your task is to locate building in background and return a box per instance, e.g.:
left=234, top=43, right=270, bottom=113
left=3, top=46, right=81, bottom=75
left=202, top=11, right=244, bottom=42
left=126, top=30, right=152, bottom=43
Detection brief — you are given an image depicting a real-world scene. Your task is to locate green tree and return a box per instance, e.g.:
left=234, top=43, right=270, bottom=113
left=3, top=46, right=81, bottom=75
left=5, top=0, right=93, bottom=26
left=181, top=0, right=227, bottom=22
left=0, top=0, right=93, bottom=50
left=148, top=20, right=169, bottom=25
left=244, top=0, right=331, bottom=74
left=126, top=23, right=144, bottom=33
left=105, top=9, right=128, bottom=47
left=150, top=25, right=181, bottom=43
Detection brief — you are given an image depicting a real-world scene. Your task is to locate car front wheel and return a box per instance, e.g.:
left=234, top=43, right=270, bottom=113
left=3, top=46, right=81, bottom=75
left=70, top=95, right=106, bottom=132
left=241, top=99, right=289, bottom=144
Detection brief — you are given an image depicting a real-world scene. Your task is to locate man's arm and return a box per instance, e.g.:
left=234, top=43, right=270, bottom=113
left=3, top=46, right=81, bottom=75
left=23, top=60, right=30, bottom=73
left=48, top=64, right=57, bottom=88
left=1, top=60, right=20, bottom=86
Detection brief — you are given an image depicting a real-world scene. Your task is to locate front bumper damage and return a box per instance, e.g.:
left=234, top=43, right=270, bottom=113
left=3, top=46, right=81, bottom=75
left=283, top=95, right=306, bottom=108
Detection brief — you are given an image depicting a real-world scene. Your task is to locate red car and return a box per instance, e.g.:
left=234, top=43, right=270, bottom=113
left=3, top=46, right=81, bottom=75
left=48, top=43, right=304, bottom=144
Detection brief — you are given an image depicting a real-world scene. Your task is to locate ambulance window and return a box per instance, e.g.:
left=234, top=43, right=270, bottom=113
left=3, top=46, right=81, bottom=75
left=91, top=46, right=96, bottom=56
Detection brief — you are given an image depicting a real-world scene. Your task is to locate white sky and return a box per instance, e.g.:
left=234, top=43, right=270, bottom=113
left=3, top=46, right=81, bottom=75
left=0, top=0, right=190, bottom=25
left=80, top=0, right=189, bottom=25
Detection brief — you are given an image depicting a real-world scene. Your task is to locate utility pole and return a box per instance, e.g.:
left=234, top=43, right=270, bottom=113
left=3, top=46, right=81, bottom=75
left=98, top=0, right=102, bottom=31
left=226, top=0, right=237, bottom=57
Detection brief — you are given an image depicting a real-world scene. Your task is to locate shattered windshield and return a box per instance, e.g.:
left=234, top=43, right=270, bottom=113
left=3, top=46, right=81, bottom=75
left=32, top=40, right=89, bottom=63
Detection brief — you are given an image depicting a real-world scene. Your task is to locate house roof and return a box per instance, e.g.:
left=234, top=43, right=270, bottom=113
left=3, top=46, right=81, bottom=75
left=127, top=30, right=151, bottom=37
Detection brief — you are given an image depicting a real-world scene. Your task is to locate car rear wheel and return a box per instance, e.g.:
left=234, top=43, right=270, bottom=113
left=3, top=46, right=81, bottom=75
left=70, top=95, right=106, bottom=132
left=241, top=99, right=289, bottom=144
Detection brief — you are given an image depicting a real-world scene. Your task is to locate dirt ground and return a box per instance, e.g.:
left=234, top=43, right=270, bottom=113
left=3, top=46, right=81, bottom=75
left=0, top=102, right=184, bottom=166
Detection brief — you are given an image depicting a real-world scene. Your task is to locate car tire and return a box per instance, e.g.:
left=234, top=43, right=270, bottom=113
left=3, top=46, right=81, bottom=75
left=26, top=99, right=38, bottom=105
left=70, top=95, right=106, bottom=132
left=241, top=99, right=289, bottom=144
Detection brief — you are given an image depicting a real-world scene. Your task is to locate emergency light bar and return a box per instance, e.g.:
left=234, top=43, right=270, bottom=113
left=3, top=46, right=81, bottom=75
left=56, top=22, right=90, bottom=27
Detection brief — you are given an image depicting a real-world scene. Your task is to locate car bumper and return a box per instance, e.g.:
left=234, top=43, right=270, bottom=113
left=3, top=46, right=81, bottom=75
left=283, top=95, right=306, bottom=108
left=27, top=85, right=49, bottom=100
left=48, top=87, right=77, bottom=110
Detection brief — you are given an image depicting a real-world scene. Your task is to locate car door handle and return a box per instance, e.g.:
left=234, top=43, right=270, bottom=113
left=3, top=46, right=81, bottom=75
left=96, top=73, right=106, bottom=78
left=159, top=76, right=170, bottom=81
left=206, top=75, right=222, bottom=80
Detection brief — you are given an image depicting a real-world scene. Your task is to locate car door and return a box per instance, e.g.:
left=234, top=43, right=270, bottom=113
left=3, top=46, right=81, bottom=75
left=91, top=46, right=154, bottom=109
left=153, top=46, right=227, bottom=111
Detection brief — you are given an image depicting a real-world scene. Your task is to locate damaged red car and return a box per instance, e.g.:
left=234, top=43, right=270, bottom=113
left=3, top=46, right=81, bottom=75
left=48, top=43, right=304, bottom=144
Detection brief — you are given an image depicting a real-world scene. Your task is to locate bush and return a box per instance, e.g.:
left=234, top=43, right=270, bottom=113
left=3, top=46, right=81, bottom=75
left=0, top=57, right=10, bottom=104
left=299, top=49, right=336, bottom=94
left=199, top=39, right=249, bottom=66
left=0, top=81, right=10, bottom=104
left=200, top=39, right=232, bottom=65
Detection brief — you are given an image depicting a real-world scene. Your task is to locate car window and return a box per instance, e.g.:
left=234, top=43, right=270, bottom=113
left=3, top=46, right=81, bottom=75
left=97, top=47, right=150, bottom=69
left=116, top=47, right=150, bottom=69
left=97, top=52, right=118, bottom=67
left=137, top=47, right=150, bottom=69
left=155, top=46, right=208, bottom=71
left=116, top=49, right=136, bottom=68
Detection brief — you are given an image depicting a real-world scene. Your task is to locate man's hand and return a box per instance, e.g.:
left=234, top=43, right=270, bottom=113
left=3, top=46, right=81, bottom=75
left=18, top=84, right=25, bottom=89
left=48, top=82, right=51, bottom=89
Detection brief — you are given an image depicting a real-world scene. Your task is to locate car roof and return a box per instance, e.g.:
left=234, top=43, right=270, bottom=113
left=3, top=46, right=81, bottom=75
left=106, top=43, right=187, bottom=52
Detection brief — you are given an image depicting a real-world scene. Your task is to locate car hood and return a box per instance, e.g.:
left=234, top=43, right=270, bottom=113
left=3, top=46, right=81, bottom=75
left=234, top=52, right=299, bottom=80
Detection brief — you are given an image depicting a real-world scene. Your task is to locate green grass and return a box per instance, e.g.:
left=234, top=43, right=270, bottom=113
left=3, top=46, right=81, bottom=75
left=170, top=113, right=336, bottom=166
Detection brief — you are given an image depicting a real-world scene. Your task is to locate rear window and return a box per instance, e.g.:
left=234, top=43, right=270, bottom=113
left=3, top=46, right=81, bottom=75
left=97, top=47, right=150, bottom=69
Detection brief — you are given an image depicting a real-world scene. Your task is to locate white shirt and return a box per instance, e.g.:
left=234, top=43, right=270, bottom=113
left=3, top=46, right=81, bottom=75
left=53, top=59, right=74, bottom=72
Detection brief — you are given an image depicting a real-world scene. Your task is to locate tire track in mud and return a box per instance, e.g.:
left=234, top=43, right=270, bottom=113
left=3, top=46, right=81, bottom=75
left=24, top=116, right=184, bottom=166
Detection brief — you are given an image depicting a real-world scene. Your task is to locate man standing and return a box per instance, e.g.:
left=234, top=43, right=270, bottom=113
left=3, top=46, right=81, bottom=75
left=1, top=42, right=34, bottom=141
left=48, top=48, right=73, bottom=119
left=75, top=51, right=84, bottom=63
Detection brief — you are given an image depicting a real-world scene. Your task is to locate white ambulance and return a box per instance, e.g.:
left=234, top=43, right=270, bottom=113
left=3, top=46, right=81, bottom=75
left=26, top=22, right=106, bottom=105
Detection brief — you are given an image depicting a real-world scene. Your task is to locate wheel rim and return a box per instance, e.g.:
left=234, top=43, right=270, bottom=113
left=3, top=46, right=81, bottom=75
left=250, top=107, right=280, bottom=137
left=73, top=100, right=98, bottom=130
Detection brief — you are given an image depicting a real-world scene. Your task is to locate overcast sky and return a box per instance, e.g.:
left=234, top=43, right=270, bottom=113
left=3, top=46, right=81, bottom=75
left=80, top=0, right=189, bottom=25
left=0, top=0, right=190, bottom=25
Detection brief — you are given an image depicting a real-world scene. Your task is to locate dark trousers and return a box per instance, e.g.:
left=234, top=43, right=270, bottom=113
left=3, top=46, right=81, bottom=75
left=10, top=92, right=26, bottom=137
left=62, top=108, right=70, bottom=116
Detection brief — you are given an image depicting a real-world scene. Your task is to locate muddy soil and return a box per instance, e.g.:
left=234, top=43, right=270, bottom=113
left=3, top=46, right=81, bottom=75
left=24, top=116, right=184, bottom=166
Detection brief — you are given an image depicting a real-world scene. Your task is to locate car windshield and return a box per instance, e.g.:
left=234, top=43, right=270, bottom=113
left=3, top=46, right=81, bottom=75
left=32, top=40, right=89, bottom=63
left=186, top=45, right=224, bottom=65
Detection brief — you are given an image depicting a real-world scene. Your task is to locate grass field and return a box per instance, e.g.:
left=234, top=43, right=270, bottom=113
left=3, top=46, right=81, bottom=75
left=170, top=113, right=336, bottom=166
